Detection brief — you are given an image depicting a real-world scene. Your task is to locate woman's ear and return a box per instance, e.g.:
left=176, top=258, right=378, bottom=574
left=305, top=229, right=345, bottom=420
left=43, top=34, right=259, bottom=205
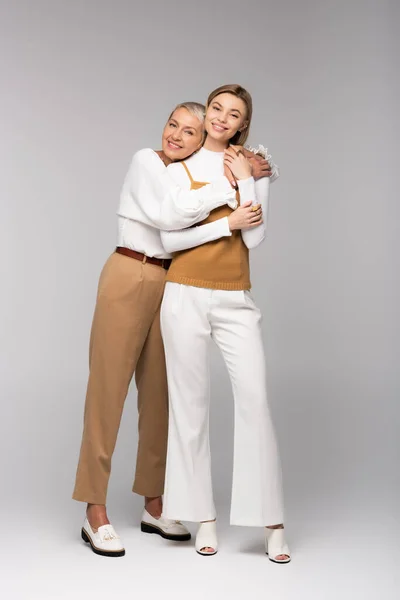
left=239, top=121, right=249, bottom=132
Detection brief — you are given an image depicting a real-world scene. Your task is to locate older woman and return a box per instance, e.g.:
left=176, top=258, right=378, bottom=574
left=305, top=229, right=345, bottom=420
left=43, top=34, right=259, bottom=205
left=73, top=101, right=270, bottom=557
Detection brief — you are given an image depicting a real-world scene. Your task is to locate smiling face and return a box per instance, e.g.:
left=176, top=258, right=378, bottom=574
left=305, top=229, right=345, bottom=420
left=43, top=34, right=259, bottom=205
left=161, top=107, right=204, bottom=161
left=205, top=93, right=249, bottom=146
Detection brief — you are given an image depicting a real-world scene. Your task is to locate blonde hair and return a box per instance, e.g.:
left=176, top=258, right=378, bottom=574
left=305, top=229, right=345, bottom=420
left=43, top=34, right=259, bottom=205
left=206, top=84, right=253, bottom=146
left=168, top=102, right=206, bottom=124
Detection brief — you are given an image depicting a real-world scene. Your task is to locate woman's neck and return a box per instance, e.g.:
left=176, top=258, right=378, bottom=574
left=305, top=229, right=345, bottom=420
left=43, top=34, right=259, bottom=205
left=203, top=136, right=228, bottom=153
left=156, top=150, right=172, bottom=166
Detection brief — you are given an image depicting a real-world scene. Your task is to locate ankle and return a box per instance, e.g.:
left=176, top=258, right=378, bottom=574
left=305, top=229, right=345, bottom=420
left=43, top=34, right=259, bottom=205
left=86, top=504, right=109, bottom=530
left=145, top=496, right=163, bottom=518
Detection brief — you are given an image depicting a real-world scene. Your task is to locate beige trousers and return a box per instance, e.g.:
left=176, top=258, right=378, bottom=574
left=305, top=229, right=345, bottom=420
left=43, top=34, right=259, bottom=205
left=73, top=252, right=168, bottom=505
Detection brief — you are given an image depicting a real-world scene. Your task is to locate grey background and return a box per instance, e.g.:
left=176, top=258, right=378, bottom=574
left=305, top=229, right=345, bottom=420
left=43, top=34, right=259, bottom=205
left=1, top=0, right=398, bottom=598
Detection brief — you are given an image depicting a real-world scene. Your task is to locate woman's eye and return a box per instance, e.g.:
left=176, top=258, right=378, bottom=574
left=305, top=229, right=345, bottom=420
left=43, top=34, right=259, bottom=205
left=185, top=130, right=194, bottom=136
left=231, top=114, right=239, bottom=119
left=213, top=106, right=220, bottom=111
left=169, top=122, right=176, bottom=128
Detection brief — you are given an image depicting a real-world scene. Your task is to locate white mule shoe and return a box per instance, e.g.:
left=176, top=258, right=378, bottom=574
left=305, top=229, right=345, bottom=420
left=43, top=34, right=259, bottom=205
left=140, top=509, right=191, bottom=541
left=195, top=521, right=218, bottom=556
left=81, top=518, right=125, bottom=557
left=265, top=527, right=291, bottom=563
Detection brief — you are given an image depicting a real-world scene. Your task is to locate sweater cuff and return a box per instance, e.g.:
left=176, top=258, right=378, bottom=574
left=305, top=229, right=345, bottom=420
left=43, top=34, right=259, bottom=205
left=220, top=216, right=232, bottom=237
left=237, top=177, right=256, bottom=205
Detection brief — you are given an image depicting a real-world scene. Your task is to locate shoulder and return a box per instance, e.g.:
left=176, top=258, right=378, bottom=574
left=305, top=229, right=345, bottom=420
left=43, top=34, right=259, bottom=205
left=124, top=149, right=164, bottom=187
left=129, top=147, right=160, bottom=166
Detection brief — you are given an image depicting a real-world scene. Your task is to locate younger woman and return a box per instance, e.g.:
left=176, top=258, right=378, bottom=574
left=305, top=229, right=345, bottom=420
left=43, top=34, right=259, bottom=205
left=160, top=85, right=290, bottom=562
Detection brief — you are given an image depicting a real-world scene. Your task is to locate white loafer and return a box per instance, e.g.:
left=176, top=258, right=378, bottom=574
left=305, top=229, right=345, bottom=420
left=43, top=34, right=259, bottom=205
left=195, top=521, right=218, bottom=556
left=140, top=509, right=191, bottom=541
left=265, top=528, right=291, bottom=563
left=81, top=518, right=125, bottom=557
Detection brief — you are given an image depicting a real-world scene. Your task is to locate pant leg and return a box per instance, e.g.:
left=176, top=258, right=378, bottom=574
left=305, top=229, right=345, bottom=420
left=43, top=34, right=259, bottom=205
left=72, top=254, right=165, bottom=505
left=160, top=283, right=215, bottom=522
left=211, top=290, right=284, bottom=527
left=133, top=303, right=169, bottom=497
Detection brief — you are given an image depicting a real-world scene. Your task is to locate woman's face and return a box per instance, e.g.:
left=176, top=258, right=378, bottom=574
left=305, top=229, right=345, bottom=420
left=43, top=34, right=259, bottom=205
left=205, top=93, right=248, bottom=144
left=162, top=107, right=204, bottom=161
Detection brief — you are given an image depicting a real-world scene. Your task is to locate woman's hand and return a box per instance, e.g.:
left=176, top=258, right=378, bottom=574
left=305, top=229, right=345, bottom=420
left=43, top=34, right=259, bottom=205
left=232, top=146, right=273, bottom=180
left=248, top=155, right=273, bottom=179
left=228, top=201, right=263, bottom=231
left=223, top=147, right=252, bottom=180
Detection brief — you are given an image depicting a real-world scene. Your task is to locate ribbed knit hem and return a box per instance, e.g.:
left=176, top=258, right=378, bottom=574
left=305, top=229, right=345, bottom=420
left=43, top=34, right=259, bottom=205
left=166, top=274, right=251, bottom=291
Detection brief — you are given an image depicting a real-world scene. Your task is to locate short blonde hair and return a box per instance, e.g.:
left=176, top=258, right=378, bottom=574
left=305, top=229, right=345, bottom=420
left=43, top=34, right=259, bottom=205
left=168, top=102, right=206, bottom=124
left=206, top=84, right=253, bottom=146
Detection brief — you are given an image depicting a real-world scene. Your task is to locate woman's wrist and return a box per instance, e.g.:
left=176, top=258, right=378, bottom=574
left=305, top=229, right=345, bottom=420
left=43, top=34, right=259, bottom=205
left=237, top=176, right=254, bottom=185
left=236, top=171, right=252, bottom=180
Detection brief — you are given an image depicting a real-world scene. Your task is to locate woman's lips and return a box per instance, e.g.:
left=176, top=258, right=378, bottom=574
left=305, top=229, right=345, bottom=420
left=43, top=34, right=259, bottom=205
left=167, top=140, right=182, bottom=150
left=212, top=123, right=228, bottom=133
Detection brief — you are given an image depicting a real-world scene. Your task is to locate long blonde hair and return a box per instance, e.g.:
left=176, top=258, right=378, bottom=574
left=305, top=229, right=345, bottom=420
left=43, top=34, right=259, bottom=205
left=206, top=84, right=253, bottom=146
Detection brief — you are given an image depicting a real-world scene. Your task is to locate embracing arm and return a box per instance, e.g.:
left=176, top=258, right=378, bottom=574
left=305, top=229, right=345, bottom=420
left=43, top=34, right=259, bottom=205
left=224, top=144, right=279, bottom=249
left=160, top=218, right=232, bottom=253
left=117, top=149, right=238, bottom=231
left=160, top=201, right=262, bottom=254
left=237, top=176, right=270, bottom=249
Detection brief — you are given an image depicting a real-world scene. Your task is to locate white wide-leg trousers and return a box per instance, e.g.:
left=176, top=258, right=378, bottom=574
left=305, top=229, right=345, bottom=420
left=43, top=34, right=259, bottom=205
left=160, top=282, right=284, bottom=526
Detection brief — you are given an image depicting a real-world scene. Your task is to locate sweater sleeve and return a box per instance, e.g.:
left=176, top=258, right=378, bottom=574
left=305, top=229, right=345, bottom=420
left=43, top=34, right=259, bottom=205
left=117, top=149, right=237, bottom=231
left=237, top=176, right=269, bottom=249
left=160, top=217, right=232, bottom=253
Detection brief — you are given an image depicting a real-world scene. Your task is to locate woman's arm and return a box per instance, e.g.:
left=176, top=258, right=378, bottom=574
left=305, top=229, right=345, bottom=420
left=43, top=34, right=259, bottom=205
left=224, top=147, right=274, bottom=249
left=117, top=149, right=237, bottom=231
left=161, top=218, right=232, bottom=253
left=160, top=202, right=262, bottom=253
left=237, top=176, right=269, bottom=249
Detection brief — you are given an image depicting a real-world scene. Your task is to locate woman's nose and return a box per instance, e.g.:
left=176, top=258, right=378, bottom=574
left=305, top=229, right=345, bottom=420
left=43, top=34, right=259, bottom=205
left=171, top=129, right=182, bottom=140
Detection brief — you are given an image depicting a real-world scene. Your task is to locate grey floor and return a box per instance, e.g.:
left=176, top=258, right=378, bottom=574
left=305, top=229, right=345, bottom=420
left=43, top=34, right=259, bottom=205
left=3, top=375, right=399, bottom=600
left=4, top=498, right=398, bottom=600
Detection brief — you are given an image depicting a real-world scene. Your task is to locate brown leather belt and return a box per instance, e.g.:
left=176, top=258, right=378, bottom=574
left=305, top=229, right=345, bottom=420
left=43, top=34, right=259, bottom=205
left=116, top=246, right=172, bottom=270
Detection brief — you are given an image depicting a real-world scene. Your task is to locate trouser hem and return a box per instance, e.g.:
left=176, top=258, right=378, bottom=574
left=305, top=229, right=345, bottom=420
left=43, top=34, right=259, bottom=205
left=230, top=517, right=285, bottom=527
left=132, top=481, right=164, bottom=498
left=162, top=512, right=217, bottom=523
left=72, top=491, right=107, bottom=505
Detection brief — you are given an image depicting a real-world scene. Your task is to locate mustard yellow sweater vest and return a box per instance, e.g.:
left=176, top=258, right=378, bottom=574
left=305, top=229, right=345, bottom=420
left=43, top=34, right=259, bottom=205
left=166, top=162, right=251, bottom=291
